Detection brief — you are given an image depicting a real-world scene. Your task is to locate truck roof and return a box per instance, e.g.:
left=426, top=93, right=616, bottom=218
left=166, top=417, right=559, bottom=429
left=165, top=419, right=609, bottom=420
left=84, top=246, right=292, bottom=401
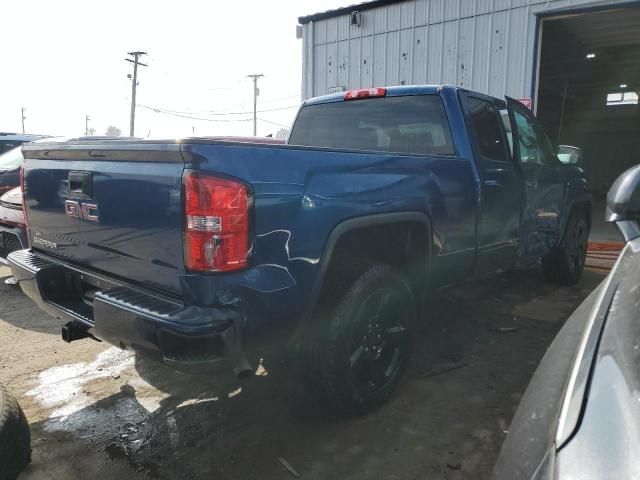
left=303, top=84, right=456, bottom=106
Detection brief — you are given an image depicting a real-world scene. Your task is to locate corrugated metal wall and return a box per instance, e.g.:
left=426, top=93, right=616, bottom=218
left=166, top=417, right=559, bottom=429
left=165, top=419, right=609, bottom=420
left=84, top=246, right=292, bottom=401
left=301, top=0, right=623, bottom=100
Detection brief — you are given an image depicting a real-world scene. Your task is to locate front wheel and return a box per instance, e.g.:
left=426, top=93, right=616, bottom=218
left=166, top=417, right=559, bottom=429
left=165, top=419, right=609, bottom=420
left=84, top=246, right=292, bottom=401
left=306, top=263, right=416, bottom=415
left=542, top=213, right=589, bottom=285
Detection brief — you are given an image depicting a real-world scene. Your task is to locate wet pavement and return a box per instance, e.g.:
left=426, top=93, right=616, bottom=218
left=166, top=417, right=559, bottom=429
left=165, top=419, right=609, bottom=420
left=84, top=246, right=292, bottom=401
left=0, top=264, right=604, bottom=480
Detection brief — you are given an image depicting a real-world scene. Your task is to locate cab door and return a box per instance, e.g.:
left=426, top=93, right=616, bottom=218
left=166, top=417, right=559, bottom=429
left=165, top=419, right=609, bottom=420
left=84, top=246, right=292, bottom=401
left=460, top=92, right=526, bottom=274
left=505, top=97, right=565, bottom=258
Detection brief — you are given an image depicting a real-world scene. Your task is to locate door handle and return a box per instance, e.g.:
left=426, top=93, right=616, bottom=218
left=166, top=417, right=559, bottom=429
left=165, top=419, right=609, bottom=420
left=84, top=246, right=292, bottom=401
left=484, top=168, right=506, bottom=187
left=68, top=171, right=94, bottom=198
left=484, top=180, right=502, bottom=187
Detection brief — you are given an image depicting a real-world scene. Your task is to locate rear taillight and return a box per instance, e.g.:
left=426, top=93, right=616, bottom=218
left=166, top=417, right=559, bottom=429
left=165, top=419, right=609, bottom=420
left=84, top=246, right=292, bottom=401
left=344, top=87, right=387, bottom=100
left=183, top=172, right=250, bottom=272
left=20, top=166, right=27, bottom=228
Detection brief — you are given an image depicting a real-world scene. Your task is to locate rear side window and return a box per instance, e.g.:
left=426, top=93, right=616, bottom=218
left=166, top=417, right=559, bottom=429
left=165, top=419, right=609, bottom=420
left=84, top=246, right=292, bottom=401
left=467, top=97, right=508, bottom=161
left=289, top=95, right=455, bottom=156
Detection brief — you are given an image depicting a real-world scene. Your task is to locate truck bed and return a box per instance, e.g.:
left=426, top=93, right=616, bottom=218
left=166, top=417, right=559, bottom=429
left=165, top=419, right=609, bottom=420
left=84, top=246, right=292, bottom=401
left=22, top=137, right=478, bottom=313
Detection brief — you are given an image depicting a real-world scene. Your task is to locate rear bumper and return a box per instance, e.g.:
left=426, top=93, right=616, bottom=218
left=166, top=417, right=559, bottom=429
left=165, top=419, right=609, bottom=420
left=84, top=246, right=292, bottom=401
left=7, top=249, right=246, bottom=375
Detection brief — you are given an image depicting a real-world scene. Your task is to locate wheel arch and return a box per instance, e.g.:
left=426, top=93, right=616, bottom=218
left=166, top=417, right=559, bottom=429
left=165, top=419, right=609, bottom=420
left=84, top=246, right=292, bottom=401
left=298, top=212, right=433, bottom=332
left=561, top=198, right=592, bottom=244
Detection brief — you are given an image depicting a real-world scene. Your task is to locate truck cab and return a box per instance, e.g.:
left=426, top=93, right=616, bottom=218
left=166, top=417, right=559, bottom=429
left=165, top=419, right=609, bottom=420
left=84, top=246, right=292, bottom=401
left=9, top=85, right=590, bottom=414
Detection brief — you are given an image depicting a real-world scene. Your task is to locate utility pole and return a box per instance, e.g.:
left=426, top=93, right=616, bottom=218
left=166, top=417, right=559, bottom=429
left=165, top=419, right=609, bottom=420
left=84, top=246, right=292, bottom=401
left=247, top=74, right=264, bottom=136
left=21, top=108, right=26, bottom=133
left=125, top=51, right=147, bottom=137
left=85, top=115, right=91, bottom=136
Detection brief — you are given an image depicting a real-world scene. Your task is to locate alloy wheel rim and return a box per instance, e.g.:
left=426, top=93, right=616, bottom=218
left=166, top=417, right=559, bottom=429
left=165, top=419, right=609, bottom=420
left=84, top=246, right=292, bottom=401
left=348, top=287, right=409, bottom=393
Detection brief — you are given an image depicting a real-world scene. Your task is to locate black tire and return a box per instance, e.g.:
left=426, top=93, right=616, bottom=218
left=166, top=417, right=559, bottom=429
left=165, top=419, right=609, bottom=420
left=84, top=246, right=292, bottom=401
left=542, top=212, right=589, bottom=286
left=306, top=263, right=416, bottom=415
left=0, top=385, right=31, bottom=480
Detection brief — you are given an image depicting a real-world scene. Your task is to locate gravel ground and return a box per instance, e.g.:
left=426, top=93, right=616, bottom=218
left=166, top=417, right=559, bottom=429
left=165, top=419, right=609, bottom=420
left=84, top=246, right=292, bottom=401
left=0, top=264, right=604, bottom=480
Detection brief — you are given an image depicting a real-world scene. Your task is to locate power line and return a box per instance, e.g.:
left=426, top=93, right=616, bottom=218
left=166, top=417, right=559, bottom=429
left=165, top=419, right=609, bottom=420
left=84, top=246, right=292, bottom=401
left=206, top=94, right=299, bottom=110
left=258, top=118, right=291, bottom=129
left=137, top=103, right=298, bottom=116
left=138, top=105, right=293, bottom=130
left=141, top=108, right=254, bottom=123
left=251, top=94, right=299, bottom=105
left=188, top=104, right=298, bottom=115
left=125, top=51, right=148, bottom=136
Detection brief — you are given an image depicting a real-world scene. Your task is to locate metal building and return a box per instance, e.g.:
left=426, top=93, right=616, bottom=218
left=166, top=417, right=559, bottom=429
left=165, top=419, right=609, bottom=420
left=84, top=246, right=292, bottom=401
left=298, top=0, right=640, bottom=197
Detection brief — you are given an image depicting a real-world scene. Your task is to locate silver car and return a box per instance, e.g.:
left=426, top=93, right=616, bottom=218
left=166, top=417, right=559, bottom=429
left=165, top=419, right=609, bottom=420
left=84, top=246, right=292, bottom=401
left=0, top=186, right=27, bottom=264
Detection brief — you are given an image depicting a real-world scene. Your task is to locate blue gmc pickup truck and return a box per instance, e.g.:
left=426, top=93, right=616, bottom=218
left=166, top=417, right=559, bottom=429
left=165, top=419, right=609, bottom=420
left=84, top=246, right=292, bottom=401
left=9, top=85, right=591, bottom=413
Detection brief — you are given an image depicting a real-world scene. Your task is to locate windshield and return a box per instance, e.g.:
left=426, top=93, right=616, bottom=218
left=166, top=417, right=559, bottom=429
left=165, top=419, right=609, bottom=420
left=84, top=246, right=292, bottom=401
left=0, top=147, right=24, bottom=171
left=0, top=141, right=24, bottom=156
left=0, top=186, right=22, bottom=205
left=289, top=95, right=455, bottom=155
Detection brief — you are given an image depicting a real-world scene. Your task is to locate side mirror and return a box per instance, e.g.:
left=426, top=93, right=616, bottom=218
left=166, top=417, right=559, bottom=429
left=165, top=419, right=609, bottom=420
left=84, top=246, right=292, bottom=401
left=606, top=164, right=640, bottom=242
left=557, top=145, right=583, bottom=166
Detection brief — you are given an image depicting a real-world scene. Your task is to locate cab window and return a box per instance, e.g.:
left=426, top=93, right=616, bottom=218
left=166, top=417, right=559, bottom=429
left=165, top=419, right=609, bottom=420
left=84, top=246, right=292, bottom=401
left=511, top=110, right=556, bottom=166
left=289, top=95, right=455, bottom=156
left=467, top=97, right=508, bottom=161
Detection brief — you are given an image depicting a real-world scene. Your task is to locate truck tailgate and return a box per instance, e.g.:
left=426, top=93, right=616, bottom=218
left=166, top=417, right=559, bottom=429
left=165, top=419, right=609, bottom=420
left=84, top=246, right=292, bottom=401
left=22, top=143, right=185, bottom=294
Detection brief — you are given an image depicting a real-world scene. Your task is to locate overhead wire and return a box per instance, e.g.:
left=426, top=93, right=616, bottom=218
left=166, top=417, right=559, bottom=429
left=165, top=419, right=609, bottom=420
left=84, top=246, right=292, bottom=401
left=138, top=104, right=297, bottom=129
left=258, top=118, right=291, bottom=128
left=135, top=62, right=298, bottom=127
left=138, top=103, right=298, bottom=116
left=139, top=107, right=253, bottom=123
left=139, top=107, right=294, bottom=128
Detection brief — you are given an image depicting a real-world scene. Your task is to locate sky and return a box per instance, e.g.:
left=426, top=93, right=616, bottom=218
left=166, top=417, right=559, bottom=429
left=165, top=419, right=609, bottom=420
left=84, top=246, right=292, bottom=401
left=0, top=0, right=348, bottom=138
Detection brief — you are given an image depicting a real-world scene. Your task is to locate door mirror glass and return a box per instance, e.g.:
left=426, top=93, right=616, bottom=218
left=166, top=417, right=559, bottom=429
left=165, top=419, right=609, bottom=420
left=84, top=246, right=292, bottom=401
left=607, top=164, right=640, bottom=242
left=557, top=145, right=583, bottom=166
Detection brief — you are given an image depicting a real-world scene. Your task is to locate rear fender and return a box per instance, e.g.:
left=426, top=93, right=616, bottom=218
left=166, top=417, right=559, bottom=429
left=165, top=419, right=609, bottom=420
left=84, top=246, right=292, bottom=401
left=297, top=212, right=433, bottom=331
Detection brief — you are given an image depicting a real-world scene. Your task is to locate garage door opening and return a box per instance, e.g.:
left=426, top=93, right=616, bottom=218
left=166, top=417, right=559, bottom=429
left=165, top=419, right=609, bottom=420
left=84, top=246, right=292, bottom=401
left=536, top=5, right=640, bottom=239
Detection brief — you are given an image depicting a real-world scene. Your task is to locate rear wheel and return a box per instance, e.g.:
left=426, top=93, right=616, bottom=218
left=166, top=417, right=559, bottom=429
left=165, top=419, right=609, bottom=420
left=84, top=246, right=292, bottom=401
left=306, top=263, right=416, bottom=415
left=542, top=212, right=589, bottom=285
left=0, top=384, right=31, bottom=480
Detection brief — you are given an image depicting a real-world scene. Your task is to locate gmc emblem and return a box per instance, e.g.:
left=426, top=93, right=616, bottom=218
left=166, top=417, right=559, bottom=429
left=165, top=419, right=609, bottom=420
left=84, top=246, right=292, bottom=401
left=65, top=200, right=99, bottom=222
